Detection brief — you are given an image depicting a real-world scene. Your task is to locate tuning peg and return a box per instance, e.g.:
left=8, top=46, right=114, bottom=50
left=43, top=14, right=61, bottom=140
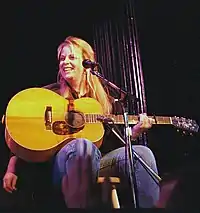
left=177, top=129, right=180, bottom=132
left=190, top=133, right=193, bottom=136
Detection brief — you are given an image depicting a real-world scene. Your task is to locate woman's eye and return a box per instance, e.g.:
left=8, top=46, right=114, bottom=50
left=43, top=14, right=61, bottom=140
left=59, top=55, right=78, bottom=62
left=69, top=55, right=78, bottom=60
left=60, top=56, right=65, bottom=61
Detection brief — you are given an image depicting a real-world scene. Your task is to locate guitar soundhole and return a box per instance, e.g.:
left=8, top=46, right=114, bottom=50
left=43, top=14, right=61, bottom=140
left=65, top=110, right=85, bottom=128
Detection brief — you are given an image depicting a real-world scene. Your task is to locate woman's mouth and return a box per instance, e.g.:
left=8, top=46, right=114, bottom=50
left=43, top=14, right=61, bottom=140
left=63, top=67, right=74, bottom=72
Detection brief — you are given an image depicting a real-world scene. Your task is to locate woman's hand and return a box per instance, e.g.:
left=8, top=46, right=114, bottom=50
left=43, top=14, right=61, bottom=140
left=3, top=172, right=18, bottom=193
left=132, top=113, right=154, bottom=140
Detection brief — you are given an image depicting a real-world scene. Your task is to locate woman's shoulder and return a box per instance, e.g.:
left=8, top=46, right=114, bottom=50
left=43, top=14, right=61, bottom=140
left=42, top=82, right=61, bottom=94
left=42, top=82, right=60, bottom=90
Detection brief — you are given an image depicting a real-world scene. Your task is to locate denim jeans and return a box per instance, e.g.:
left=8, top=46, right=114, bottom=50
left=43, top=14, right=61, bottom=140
left=52, top=138, right=160, bottom=208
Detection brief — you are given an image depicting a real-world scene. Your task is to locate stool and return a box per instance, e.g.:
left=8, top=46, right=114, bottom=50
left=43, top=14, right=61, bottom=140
left=97, top=177, right=120, bottom=208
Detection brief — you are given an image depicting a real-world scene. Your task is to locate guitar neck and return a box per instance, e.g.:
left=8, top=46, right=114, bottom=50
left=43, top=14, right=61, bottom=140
left=109, top=115, right=172, bottom=125
left=85, top=114, right=172, bottom=125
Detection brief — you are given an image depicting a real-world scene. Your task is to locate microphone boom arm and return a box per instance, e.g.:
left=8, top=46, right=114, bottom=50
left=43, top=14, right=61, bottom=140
left=90, top=70, right=137, bottom=102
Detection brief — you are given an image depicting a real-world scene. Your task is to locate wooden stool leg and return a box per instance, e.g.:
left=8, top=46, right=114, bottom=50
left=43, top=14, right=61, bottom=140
left=97, top=177, right=121, bottom=209
left=111, top=185, right=120, bottom=208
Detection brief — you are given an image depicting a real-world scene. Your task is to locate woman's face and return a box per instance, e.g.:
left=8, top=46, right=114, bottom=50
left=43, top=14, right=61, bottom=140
left=59, top=45, right=84, bottom=85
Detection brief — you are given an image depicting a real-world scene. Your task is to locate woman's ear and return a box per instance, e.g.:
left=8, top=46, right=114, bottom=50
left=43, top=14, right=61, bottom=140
left=1, top=114, right=5, bottom=124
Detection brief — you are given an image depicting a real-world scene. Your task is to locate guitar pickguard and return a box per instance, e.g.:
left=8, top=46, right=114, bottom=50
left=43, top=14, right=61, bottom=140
left=52, top=120, right=84, bottom=135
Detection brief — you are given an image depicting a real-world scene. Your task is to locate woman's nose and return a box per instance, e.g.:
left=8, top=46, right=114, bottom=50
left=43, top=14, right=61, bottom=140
left=64, top=56, right=70, bottom=64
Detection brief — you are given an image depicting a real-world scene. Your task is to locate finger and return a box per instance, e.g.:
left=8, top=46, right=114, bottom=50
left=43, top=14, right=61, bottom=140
left=139, top=114, right=147, bottom=122
left=5, top=187, right=13, bottom=193
left=11, top=177, right=17, bottom=191
left=4, top=181, right=13, bottom=192
left=3, top=181, right=13, bottom=193
left=140, top=117, right=152, bottom=129
left=145, top=118, right=153, bottom=128
left=150, top=118, right=154, bottom=125
left=145, top=118, right=152, bottom=126
left=149, top=118, right=155, bottom=124
left=5, top=179, right=14, bottom=191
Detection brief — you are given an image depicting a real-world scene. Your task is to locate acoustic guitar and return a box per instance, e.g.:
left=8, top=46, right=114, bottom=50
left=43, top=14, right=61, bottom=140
left=4, top=88, right=199, bottom=162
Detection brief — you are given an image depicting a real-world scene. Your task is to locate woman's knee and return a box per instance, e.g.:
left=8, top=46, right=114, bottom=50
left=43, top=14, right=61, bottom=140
left=133, top=145, right=157, bottom=169
left=53, top=138, right=101, bottom=186
left=57, top=138, right=101, bottom=159
left=104, top=145, right=158, bottom=174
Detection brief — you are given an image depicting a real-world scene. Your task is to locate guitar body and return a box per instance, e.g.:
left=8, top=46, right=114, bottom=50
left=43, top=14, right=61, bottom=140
left=5, top=88, right=104, bottom=162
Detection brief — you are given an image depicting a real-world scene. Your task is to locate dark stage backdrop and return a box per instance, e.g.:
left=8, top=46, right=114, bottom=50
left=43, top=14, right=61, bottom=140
left=93, top=0, right=149, bottom=146
left=0, top=0, right=200, bottom=208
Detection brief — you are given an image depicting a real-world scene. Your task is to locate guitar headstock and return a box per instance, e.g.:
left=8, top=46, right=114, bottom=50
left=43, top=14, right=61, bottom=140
left=172, top=116, right=199, bottom=134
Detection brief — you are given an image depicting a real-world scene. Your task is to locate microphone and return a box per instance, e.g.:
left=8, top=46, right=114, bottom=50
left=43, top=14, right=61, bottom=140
left=82, top=59, right=99, bottom=69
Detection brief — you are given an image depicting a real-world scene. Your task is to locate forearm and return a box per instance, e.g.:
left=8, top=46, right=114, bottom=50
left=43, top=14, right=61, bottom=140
left=131, top=124, right=142, bottom=141
left=131, top=132, right=141, bottom=141
left=6, top=156, right=18, bottom=173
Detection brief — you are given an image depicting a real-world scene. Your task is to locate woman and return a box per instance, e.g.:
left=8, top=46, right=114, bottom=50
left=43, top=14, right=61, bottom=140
left=3, top=36, right=160, bottom=209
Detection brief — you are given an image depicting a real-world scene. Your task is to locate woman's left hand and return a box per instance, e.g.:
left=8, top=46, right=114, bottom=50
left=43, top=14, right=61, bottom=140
left=131, top=113, right=154, bottom=140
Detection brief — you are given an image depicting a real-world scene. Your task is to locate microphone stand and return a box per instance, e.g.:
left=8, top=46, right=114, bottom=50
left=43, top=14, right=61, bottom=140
left=104, top=123, right=162, bottom=184
left=90, top=68, right=162, bottom=208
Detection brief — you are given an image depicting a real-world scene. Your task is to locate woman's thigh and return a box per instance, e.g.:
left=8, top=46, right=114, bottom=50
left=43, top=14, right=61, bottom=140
left=99, top=145, right=160, bottom=208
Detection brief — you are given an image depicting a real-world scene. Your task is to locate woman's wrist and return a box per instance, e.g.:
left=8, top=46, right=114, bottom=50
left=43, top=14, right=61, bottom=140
left=6, top=156, right=18, bottom=173
left=131, top=124, right=142, bottom=140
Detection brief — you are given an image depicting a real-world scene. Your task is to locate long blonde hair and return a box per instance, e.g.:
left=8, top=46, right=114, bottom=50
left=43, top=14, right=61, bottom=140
left=57, top=36, right=112, bottom=114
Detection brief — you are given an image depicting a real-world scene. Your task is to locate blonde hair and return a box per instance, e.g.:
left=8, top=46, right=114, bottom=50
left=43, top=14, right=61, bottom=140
left=57, top=36, right=112, bottom=114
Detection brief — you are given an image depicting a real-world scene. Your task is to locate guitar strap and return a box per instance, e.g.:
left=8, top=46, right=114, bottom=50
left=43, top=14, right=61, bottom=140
left=68, top=99, right=75, bottom=111
left=65, top=81, right=80, bottom=99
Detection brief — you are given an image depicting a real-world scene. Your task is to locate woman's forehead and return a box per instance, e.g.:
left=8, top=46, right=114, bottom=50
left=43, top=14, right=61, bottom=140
left=60, top=44, right=81, bottom=55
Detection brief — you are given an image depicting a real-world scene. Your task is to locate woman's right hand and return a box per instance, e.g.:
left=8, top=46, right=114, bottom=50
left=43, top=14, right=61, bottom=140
left=3, top=172, right=18, bottom=193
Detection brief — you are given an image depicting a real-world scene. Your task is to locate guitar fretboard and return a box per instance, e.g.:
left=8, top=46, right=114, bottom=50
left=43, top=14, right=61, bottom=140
left=84, top=114, right=172, bottom=125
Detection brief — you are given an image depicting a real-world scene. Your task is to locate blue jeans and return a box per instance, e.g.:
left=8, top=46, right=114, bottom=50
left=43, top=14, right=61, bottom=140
left=52, top=138, right=160, bottom=208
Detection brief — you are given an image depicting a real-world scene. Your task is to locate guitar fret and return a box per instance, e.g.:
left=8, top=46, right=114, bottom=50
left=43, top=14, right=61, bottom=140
left=117, top=115, right=120, bottom=124
left=85, top=115, right=89, bottom=123
left=95, top=114, right=99, bottom=123
left=115, top=115, right=118, bottom=124
left=129, top=115, right=138, bottom=124
left=151, top=116, right=172, bottom=124
left=114, top=115, right=119, bottom=124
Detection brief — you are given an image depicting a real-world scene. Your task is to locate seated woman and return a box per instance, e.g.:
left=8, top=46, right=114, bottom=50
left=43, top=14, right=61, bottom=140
left=3, top=36, right=160, bottom=209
